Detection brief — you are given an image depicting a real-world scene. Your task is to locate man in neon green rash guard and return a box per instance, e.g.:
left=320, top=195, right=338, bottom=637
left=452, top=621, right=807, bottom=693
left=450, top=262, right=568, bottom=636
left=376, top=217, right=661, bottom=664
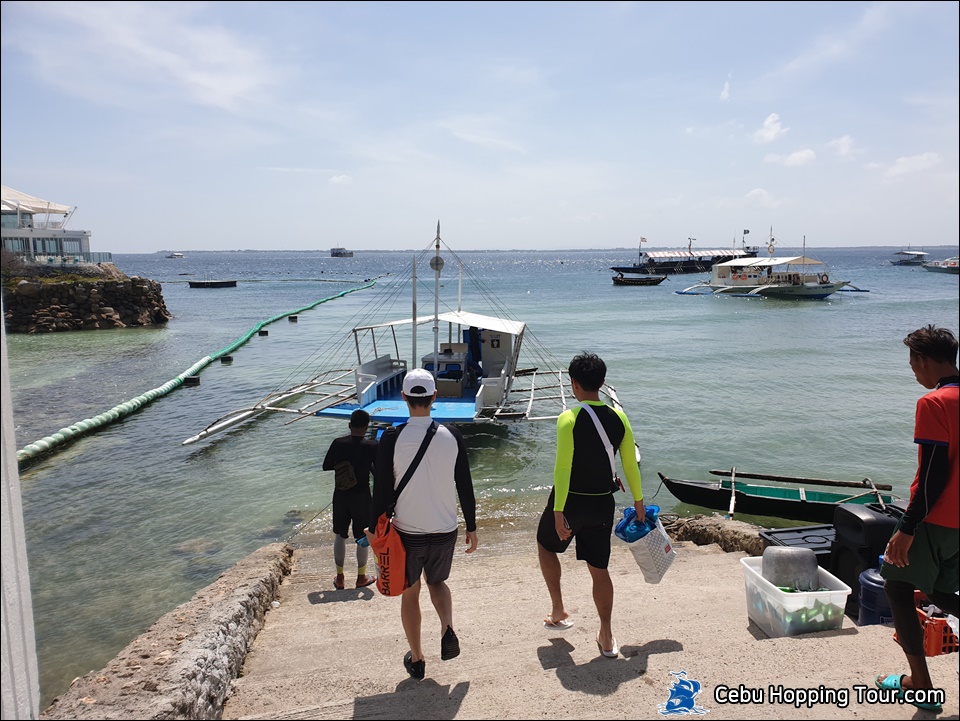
left=536, top=352, right=643, bottom=658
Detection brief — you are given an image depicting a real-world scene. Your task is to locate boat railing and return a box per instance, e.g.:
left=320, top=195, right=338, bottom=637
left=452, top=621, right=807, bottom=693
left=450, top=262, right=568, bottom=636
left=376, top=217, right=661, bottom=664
left=355, top=355, right=407, bottom=405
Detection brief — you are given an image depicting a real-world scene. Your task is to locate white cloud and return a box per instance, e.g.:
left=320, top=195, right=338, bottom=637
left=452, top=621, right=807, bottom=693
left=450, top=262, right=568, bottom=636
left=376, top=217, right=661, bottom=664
left=8, top=2, right=276, bottom=113
left=885, top=152, right=941, bottom=178
left=438, top=116, right=526, bottom=153
left=754, top=113, right=788, bottom=144
left=329, top=175, right=353, bottom=185
left=786, top=150, right=816, bottom=166
left=762, top=150, right=814, bottom=166
left=826, top=135, right=856, bottom=158
left=774, top=4, right=893, bottom=80
left=720, top=75, right=731, bottom=102
left=744, top=188, right=784, bottom=208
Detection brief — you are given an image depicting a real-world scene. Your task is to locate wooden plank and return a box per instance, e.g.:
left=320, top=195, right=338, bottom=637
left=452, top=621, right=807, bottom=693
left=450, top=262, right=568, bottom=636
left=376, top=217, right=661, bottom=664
left=708, top=469, right=892, bottom=492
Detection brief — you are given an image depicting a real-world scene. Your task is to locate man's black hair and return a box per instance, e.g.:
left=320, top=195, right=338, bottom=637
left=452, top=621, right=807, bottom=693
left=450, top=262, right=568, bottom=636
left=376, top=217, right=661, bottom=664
left=568, top=352, right=606, bottom=392
left=904, top=325, right=959, bottom=365
left=350, top=409, right=371, bottom=428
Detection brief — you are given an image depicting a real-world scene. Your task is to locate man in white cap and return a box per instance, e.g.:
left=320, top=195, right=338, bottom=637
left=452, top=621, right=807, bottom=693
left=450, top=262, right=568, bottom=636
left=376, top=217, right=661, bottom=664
left=366, top=368, right=478, bottom=680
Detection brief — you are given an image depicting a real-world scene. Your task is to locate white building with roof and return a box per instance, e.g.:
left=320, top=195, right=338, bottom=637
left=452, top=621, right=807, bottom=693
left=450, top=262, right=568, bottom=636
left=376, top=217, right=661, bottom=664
left=1, top=186, right=111, bottom=264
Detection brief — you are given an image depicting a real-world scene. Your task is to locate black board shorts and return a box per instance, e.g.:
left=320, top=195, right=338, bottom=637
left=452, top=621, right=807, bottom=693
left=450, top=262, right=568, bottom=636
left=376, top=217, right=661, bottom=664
left=398, top=529, right=458, bottom=586
left=536, top=489, right=615, bottom=569
left=332, top=488, right=371, bottom=540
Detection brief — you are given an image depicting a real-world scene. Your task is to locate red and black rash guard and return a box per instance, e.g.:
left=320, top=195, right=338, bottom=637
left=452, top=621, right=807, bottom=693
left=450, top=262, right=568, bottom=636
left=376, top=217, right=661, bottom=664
left=553, top=401, right=642, bottom=512
left=901, top=375, right=959, bottom=535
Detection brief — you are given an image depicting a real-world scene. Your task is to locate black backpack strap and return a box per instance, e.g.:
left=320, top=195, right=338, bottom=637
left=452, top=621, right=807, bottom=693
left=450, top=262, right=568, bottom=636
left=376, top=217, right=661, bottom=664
left=388, top=421, right=438, bottom=516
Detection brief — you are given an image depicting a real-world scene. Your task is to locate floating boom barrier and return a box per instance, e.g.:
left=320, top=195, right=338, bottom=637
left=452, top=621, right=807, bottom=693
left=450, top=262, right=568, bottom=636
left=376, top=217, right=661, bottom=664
left=15, top=282, right=375, bottom=469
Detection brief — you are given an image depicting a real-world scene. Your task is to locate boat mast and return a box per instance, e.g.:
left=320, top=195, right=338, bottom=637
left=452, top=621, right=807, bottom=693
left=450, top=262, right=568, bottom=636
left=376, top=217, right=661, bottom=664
left=430, top=221, right=444, bottom=376
left=411, top=253, right=417, bottom=367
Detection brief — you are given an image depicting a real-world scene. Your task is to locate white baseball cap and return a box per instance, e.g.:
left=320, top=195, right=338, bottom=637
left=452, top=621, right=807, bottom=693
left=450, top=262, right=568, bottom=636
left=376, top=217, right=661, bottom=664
left=402, top=368, right=436, bottom=397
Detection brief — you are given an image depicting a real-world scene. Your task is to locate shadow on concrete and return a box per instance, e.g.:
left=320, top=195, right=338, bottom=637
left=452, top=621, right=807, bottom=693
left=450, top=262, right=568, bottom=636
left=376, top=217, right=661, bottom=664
left=307, top=587, right=377, bottom=604
left=538, top=637, right=684, bottom=696
left=352, top=679, right=470, bottom=719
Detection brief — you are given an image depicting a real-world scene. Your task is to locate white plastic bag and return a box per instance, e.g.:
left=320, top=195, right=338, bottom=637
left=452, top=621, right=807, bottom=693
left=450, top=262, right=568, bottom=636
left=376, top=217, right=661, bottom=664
left=623, top=516, right=676, bottom=584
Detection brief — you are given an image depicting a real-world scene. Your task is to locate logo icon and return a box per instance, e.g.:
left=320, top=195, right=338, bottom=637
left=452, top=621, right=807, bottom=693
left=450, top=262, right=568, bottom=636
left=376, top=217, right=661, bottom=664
left=658, top=670, right=709, bottom=716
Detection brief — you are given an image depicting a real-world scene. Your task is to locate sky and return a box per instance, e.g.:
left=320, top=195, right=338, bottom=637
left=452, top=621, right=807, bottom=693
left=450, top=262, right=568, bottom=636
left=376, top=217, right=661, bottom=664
left=1, top=1, right=958, bottom=253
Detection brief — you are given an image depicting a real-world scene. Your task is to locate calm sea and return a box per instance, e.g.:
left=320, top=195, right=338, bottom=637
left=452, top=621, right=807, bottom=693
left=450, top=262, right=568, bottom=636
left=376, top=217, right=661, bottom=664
left=6, top=245, right=959, bottom=707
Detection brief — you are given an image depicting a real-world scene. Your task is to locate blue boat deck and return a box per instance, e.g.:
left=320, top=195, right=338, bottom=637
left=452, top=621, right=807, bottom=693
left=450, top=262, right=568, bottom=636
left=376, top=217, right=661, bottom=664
left=315, top=395, right=480, bottom=425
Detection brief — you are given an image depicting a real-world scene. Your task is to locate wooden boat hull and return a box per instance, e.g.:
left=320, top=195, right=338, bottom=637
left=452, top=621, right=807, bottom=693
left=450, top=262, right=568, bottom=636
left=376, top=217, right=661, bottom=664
left=612, top=274, right=667, bottom=286
left=658, top=473, right=900, bottom=524
left=188, top=280, right=237, bottom=288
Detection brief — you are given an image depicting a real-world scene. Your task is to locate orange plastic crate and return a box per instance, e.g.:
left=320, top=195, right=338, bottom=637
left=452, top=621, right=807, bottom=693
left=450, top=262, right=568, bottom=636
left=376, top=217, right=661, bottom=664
left=915, top=606, right=959, bottom=657
left=892, top=591, right=960, bottom=657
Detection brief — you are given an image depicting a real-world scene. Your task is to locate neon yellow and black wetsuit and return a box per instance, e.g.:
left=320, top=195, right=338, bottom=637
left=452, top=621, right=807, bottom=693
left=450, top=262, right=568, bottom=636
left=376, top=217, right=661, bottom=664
left=536, top=401, right=642, bottom=568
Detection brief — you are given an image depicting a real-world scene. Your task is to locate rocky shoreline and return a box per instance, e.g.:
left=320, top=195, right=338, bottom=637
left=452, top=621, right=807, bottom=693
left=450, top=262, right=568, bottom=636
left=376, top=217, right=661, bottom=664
left=37, top=516, right=765, bottom=720
left=2, top=263, right=171, bottom=333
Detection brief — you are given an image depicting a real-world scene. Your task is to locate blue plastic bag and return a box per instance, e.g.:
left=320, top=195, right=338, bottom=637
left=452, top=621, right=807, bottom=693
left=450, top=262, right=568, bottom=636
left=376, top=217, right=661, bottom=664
left=615, top=504, right=661, bottom=543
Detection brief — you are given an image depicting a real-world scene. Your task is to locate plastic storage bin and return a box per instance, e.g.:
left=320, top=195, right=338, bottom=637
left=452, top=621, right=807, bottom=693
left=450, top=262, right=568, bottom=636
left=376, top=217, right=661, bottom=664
left=892, top=591, right=960, bottom=657
left=740, top=556, right=851, bottom=638
left=759, top=525, right=836, bottom=568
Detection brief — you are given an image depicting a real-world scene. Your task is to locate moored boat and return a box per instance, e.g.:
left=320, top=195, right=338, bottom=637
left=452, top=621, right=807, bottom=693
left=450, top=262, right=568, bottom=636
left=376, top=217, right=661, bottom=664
left=611, top=233, right=759, bottom=275
left=330, top=247, right=354, bottom=257
left=921, top=255, right=959, bottom=274
left=612, top=273, right=667, bottom=286
left=188, top=279, right=237, bottom=288
left=658, top=469, right=901, bottom=523
left=183, top=223, right=626, bottom=445
left=890, top=248, right=928, bottom=266
left=675, top=243, right=865, bottom=299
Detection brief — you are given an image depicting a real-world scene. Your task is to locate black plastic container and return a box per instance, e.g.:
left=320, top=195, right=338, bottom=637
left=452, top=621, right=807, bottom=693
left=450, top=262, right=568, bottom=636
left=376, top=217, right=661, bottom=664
left=759, top=525, right=836, bottom=569
left=830, top=501, right=906, bottom=615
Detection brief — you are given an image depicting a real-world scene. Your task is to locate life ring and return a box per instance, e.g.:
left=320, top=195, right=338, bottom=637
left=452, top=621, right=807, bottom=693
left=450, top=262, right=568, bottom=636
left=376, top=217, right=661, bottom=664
left=767, top=243, right=775, bottom=254
left=819, top=273, right=828, bottom=284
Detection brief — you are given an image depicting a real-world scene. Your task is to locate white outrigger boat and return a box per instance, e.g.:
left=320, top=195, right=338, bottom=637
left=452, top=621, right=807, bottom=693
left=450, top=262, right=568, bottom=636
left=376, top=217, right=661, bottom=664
left=182, top=223, right=625, bottom=445
left=675, top=255, right=859, bottom=299
left=675, top=232, right=866, bottom=299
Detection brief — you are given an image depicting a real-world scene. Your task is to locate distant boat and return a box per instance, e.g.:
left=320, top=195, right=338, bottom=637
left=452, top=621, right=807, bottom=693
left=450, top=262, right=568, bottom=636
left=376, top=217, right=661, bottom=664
left=166, top=252, right=185, bottom=259
left=330, top=247, right=354, bottom=257
left=675, top=253, right=862, bottom=299
left=611, top=235, right=759, bottom=275
left=921, top=255, right=960, bottom=275
left=188, top=279, right=237, bottom=288
left=889, top=248, right=928, bottom=266
left=612, top=273, right=667, bottom=286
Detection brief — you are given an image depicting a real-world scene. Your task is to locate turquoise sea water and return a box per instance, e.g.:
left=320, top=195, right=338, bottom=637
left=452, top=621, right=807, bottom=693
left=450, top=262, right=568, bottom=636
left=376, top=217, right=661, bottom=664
left=6, top=244, right=959, bottom=707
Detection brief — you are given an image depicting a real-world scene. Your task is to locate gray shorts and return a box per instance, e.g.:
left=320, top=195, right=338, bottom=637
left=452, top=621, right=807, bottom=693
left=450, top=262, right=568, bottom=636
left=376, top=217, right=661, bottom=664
left=398, top=529, right=458, bottom=586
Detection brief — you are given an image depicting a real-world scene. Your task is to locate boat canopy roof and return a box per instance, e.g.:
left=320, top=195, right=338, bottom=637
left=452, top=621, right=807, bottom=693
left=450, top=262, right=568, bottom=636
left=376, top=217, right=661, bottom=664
left=716, top=256, right=826, bottom=268
left=643, top=248, right=753, bottom=259
left=355, top=309, right=526, bottom=337
left=894, top=250, right=927, bottom=256
left=1, top=185, right=73, bottom=214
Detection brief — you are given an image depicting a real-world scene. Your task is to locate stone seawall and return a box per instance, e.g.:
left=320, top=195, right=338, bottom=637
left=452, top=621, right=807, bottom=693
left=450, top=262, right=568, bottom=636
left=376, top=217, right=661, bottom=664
left=40, top=543, right=294, bottom=721
left=2, top=263, right=171, bottom=333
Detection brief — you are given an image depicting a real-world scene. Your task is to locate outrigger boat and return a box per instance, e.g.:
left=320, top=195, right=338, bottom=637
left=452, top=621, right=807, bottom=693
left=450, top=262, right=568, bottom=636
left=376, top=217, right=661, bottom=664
left=182, top=223, right=627, bottom=445
left=676, top=232, right=867, bottom=299
left=890, top=248, right=928, bottom=266
left=922, top=255, right=960, bottom=275
left=657, top=469, right=901, bottom=524
left=612, top=272, right=667, bottom=286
